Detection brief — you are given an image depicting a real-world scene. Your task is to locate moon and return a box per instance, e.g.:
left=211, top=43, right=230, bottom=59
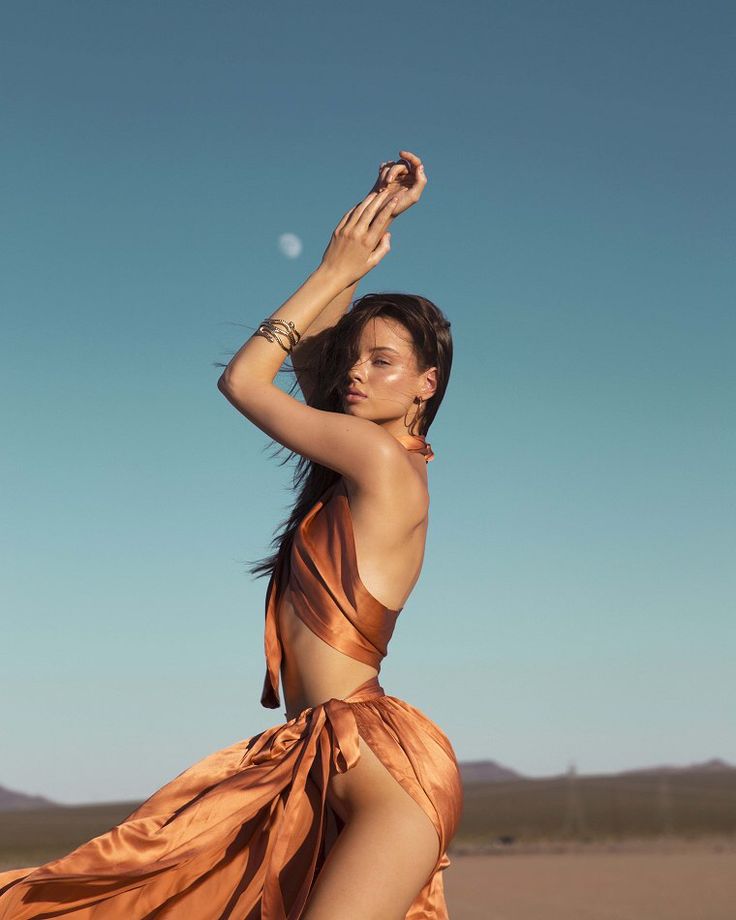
left=278, top=233, right=302, bottom=259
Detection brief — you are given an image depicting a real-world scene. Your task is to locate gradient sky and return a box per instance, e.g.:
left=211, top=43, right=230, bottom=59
left=1, top=0, right=734, bottom=804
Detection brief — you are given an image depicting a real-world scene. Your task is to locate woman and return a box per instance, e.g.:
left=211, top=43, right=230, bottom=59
left=0, top=151, right=463, bottom=919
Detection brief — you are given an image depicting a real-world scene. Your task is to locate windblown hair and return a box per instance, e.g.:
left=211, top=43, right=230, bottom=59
left=228, top=292, right=453, bottom=584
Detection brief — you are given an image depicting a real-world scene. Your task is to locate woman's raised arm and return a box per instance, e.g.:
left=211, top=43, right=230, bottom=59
left=291, top=151, right=427, bottom=404
left=217, top=189, right=402, bottom=484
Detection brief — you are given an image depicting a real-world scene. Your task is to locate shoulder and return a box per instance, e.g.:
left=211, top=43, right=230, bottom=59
left=345, top=441, right=429, bottom=527
left=333, top=422, right=418, bottom=485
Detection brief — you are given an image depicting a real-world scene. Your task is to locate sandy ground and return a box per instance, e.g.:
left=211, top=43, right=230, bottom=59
left=444, top=838, right=736, bottom=920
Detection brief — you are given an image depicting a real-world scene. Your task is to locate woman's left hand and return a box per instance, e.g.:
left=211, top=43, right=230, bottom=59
left=371, top=149, right=427, bottom=217
left=319, top=188, right=399, bottom=287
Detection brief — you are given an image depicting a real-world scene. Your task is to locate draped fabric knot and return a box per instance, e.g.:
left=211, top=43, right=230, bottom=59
left=255, top=695, right=365, bottom=918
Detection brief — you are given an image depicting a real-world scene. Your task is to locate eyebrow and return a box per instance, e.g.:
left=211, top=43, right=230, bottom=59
left=369, top=345, right=401, bottom=355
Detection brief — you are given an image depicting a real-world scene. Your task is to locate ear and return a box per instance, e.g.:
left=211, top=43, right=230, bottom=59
left=421, top=367, right=438, bottom=401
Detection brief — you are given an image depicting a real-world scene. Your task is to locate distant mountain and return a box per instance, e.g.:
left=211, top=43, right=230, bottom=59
left=0, top=784, right=59, bottom=812
left=614, top=757, right=735, bottom=776
left=458, top=760, right=525, bottom=783
left=457, top=757, right=735, bottom=784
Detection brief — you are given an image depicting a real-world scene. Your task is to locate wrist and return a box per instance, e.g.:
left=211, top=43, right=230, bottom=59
left=313, top=262, right=353, bottom=296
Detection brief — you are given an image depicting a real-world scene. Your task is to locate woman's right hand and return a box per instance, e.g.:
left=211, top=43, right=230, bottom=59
left=319, top=188, right=398, bottom=287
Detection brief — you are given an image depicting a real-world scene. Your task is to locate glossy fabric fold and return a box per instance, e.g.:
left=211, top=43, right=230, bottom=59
left=261, top=479, right=400, bottom=710
left=0, top=677, right=461, bottom=919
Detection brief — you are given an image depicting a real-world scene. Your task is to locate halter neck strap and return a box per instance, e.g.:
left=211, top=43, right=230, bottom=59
left=393, top=433, right=435, bottom=463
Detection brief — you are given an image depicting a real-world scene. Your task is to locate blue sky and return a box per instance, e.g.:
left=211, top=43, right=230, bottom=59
left=1, top=0, right=733, bottom=804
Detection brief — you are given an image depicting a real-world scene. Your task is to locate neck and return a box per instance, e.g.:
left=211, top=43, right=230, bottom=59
left=382, top=425, right=424, bottom=441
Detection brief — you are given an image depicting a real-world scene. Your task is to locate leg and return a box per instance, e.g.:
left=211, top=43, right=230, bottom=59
left=302, top=737, right=440, bottom=920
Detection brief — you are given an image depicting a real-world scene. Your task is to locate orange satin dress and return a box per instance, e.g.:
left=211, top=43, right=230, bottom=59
left=0, top=433, right=464, bottom=919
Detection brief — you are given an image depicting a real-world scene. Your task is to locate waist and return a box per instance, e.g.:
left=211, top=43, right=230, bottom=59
left=284, top=675, right=386, bottom=721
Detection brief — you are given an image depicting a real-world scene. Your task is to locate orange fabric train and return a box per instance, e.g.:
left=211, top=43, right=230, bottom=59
left=0, top=433, right=463, bottom=919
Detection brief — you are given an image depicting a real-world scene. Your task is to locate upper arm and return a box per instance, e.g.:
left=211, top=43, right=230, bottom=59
left=217, top=377, right=402, bottom=487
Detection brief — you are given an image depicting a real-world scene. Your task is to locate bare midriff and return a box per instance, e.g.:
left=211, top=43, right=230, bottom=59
left=277, top=583, right=379, bottom=721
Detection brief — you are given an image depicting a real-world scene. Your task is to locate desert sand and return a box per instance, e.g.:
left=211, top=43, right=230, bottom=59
left=444, top=838, right=736, bottom=920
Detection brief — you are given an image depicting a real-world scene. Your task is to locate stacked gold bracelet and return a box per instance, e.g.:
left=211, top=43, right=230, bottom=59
left=252, top=318, right=303, bottom=354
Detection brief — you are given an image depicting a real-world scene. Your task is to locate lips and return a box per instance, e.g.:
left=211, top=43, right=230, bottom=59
left=345, top=389, right=366, bottom=398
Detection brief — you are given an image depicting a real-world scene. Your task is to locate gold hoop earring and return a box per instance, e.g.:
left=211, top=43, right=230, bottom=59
left=404, top=396, right=422, bottom=433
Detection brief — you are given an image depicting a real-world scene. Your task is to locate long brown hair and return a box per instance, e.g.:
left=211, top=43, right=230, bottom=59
left=234, top=292, right=453, bottom=582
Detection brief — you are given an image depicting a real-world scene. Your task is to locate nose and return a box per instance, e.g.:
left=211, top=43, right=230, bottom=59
left=347, top=358, right=366, bottom=385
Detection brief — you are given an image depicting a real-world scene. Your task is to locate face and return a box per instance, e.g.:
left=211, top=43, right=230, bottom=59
left=341, top=316, right=437, bottom=430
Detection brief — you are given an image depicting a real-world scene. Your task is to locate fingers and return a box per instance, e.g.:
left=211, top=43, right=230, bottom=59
left=360, top=192, right=398, bottom=248
left=335, top=203, right=358, bottom=233
left=367, top=230, right=392, bottom=267
left=386, top=161, right=409, bottom=183
left=345, top=188, right=392, bottom=232
left=398, top=149, right=422, bottom=169
left=340, top=150, right=425, bottom=245
left=398, top=149, right=427, bottom=182
left=380, top=151, right=425, bottom=175
left=395, top=151, right=427, bottom=203
left=378, top=157, right=410, bottom=186
left=376, top=151, right=426, bottom=192
left=377, top=161, right=399, bottom=189
left=340, top=190, right=380, bottom=231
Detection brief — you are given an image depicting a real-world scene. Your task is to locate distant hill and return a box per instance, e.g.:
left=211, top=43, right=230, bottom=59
left=458, top=760, right=525, bottom=783
left=457, top=761, right=736, bottom=846
left=0, top=784, right=59, bottom=812
left=457, top=757, right=735, bottom=784
left=614, top=757, right=735, bottom=776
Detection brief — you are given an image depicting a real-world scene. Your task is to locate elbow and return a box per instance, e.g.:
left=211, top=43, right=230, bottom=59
left=217, top=374, right=270, bottom=416
left=217, top=373, right=242, bottom=407
left=217, top=371, right=245, bottom=397
left=217, top=369, right=257, bottom=394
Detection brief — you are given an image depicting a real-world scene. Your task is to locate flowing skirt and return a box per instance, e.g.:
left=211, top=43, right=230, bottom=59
left=0, top=677, right=463, bottom=919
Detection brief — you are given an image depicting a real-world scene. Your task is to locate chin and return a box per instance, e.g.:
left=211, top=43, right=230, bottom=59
left=345, top=405, right=375, bottom=422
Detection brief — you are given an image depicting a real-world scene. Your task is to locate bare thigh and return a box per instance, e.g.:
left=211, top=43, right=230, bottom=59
left=302, top=736, right=440, bottom=920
